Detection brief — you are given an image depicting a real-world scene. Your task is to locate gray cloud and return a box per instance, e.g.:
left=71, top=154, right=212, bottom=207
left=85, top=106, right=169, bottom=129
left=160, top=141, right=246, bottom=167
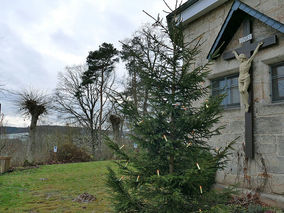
left=0, top=0, right=177, bottom=126
left=51, top=30, right=81, bottom=54
left=0, top=23, right=53, bottom=90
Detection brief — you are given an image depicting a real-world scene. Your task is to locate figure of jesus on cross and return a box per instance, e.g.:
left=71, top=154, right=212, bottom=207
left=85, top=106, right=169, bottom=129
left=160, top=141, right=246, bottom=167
left=232, top=41, right=263, bottom=112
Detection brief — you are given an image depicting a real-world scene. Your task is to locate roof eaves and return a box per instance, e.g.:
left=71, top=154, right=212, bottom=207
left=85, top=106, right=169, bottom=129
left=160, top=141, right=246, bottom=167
left=207, top=0, right=284, bottom=59
left=166, top=0, right=199, bottom=22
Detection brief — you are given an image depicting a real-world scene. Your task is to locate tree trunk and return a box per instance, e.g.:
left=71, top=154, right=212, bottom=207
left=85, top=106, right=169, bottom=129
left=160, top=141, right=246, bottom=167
left=27, top=114, right=39, bottom=162
left=110, top=114, right=121, bottom=143
left=132, top=71, right=138, bottom=110
left=168, top=45, right=177, bottom=174
left=120, top=118, right=124, bottom=141
left=30, top=114, right=38, bottom=131
left=143, top=88, right=148, bottom=116
left=169, top=155, right=174, bottom=174
left=98, top=69, right=104, bottom=150
left=90, top=128, right=97, bottom=155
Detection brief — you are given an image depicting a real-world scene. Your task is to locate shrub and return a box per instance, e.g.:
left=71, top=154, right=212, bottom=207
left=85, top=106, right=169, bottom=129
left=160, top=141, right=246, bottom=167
left=23, top=160, right=36, bottom=167
left=52, top=143, right=92, bottom=163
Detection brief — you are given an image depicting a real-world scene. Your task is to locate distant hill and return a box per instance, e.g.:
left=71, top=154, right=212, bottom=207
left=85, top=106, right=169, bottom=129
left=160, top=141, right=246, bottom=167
left=1, top=125, right=75, bottom=134
left=1, top=125, right=83, bottom=135
left=1, top=126, right=29, bottom=134
left=1, top=125, right=114, bottom=135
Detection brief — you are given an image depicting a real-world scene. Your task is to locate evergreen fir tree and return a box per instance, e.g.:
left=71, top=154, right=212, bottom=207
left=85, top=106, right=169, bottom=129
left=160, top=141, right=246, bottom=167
left=106, top=7, right=234, bottom=213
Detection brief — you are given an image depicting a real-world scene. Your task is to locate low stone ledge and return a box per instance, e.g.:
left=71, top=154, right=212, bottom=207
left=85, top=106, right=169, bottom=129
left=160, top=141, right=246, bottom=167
left=214, top=183, right=284, bottom=210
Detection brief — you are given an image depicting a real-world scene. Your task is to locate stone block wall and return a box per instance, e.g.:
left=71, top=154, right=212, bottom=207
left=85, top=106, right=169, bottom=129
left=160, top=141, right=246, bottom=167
left=0, top=126, right=131, bottom=166
left=183, top=0, right=284, bottom=196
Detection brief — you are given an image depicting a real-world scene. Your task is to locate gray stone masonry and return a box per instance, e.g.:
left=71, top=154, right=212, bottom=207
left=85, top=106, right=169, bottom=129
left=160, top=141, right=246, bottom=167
left=183, top=0, right=284, bottom=197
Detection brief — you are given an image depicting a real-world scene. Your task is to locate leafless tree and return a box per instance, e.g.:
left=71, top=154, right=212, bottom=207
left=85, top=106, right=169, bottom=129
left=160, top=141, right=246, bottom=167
left=120, top=24, right=166, bottom=116
left=54, top=65, right=114, bottom=153
left=16, top=89, right=49, bottom=161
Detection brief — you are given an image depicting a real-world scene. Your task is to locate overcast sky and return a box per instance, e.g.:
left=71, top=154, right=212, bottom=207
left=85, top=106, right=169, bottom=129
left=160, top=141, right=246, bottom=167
left=0, top=0, right=178, bottom=127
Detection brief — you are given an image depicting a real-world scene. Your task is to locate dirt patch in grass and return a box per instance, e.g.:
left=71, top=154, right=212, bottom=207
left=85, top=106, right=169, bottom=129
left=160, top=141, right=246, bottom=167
left=73, top=192, right=97, bottom=203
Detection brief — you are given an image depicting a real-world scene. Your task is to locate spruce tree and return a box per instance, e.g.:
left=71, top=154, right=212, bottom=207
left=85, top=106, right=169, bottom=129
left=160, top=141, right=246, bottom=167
left=106, top=8, right=233, bottom=213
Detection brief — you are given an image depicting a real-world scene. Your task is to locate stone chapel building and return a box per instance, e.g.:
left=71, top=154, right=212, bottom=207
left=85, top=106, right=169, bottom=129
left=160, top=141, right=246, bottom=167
left=168, top=0, right=284, bottom=207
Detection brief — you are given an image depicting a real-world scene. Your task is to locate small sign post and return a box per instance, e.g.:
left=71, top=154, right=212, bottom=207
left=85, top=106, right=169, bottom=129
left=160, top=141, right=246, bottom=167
left=53, top=146, right=57, bottom=153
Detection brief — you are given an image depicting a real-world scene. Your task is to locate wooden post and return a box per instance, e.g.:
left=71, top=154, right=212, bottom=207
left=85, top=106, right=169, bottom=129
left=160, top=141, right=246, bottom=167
left=243, top=19, right=254, bottom=159
left=0, top=156, right=11, bottom=174
left=223, top=17, right=277, bottom=158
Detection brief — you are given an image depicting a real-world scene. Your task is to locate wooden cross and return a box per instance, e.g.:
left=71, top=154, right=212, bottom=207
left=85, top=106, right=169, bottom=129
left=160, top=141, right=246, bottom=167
left=223, top=18, right=277, bottom=159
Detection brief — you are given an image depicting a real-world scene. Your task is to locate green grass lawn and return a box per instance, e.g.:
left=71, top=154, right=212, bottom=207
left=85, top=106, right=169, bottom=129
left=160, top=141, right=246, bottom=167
left=0, top=161, right=115, bottom=212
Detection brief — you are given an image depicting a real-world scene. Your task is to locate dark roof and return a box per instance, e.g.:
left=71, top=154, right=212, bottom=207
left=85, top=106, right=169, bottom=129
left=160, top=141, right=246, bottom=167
left=166, top=0, right=199, bottom=22
left=207, top=0, right=284, bottom=58
left=207, top=0, right=284, bottom=59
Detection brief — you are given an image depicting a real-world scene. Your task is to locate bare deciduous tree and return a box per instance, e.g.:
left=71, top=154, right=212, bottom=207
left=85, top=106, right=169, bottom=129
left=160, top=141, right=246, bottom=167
left=120, top=24, right=165, bottom=116
left=17, top=89, right=49, bottom=161
left=54, top=65, right=113, bottom=154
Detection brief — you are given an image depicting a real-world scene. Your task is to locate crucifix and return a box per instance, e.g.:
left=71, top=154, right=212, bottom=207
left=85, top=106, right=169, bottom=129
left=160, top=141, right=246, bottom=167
left=223, top=18, right=277, bottom=159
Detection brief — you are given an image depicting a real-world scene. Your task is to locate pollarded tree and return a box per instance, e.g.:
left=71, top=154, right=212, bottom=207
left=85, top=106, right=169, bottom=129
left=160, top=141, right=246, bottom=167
left=18, top=90, right=48, bottom=131
left=106, top=2, right=233, bottom=212
left=82, top=43, right=119, bottom=147
left=17, top=89, right=49, bottom=161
